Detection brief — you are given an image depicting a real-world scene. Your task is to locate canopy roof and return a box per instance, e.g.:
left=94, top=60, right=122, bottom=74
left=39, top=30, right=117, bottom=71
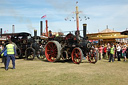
left=99, top=28, right=116, bottom=33
left=87, top=28, right=128, bottom=40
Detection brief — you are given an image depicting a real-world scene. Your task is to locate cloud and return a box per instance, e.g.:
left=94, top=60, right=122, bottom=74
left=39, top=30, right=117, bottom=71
left=0, top=0, right=128, bottom=35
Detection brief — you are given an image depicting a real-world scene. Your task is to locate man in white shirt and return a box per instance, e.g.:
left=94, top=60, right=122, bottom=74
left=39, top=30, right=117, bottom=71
left=116, top=44, right=121, bottom=61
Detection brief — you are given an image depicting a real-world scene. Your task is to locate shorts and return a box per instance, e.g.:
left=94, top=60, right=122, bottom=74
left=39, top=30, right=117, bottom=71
left=123, top=53, right=126, bottom=57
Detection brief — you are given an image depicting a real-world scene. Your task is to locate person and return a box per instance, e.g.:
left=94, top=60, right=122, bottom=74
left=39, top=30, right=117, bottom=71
left=0, top=44, right=3, bottom=62
left=0, top=45, right=4, bottom=63
left=109, top=44, right=114, bottom=62
left=95, top=45, right=99, bottom=60
left=116, top=44, right=121, bottom=61
left=56, top=33, right=59, bottom=37
left=48, top=30, right=52, bottom=37
left=122, top=45, right=127, bottom=61
left=114, top=45, right=117, bottom=61
left=107, top=45, right=111, bottom=59
left=103, top=45, right=107, bottom=59
left=75, top=31, right=80, bottom=40
left=1, top=45, right=7, bottom=68
left=0, top=39, right=16, bottom=70
left=99, top=45, right=103, bottom=60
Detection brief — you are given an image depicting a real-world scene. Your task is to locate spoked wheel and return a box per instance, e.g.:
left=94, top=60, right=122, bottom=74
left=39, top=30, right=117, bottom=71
left=16, top=48, right=22, bottom=59
left=71, top=47, right=83, bottom=64
left=25, top=47, right=35, bottom=60
left=37, top=48, right=45, bottom=60
left=45, top=41, right=61, bottom=62
left=88, top=55, right=98, bottom=63
left=61, top=51, right=68, bottom=60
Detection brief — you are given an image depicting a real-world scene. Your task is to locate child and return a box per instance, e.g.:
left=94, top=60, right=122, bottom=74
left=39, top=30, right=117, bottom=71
left=122, top=45, right=127, bottom=61
left=1, top=45, right=7, bottom=69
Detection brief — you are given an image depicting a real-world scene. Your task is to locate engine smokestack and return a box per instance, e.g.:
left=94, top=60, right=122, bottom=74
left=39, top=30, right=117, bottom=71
left=34, top=30, right=37, bottom=37
left=40, top=21, right=43, bottom=36
left=46, top=20, right=48, bottom=37
left=83, top=24, right=87, bottom=39
left=12, top=25, right=15, bottom=33
left=0, top=28, right=2, bottom=37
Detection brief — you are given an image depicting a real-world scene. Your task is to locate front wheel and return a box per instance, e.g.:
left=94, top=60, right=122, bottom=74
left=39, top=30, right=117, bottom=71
left=71, top=47, right=83, bottom=64
left=88, top=55, right=98, bottom=63
left=25, top=47, right=35, bottom=60
left=37, top=48, right=45, bottom=60
left=16, top=48, right=22, bottom=59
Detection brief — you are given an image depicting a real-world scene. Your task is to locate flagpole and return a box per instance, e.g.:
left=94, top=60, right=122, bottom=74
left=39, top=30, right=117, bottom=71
left=75, top=1, right=79, bottom=31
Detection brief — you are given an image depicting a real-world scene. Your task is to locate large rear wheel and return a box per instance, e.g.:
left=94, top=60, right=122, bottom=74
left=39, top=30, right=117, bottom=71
left=45, top=41, right=61, bottom=62
left=71, top=47, right=83, bottom=64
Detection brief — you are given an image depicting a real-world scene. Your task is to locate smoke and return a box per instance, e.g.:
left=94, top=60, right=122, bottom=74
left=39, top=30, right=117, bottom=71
left=26, top=19, right=35, bottom=30
left=9, top=9, right=35, bottom=30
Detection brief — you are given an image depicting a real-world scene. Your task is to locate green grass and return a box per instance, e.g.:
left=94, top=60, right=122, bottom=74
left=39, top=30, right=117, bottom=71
left=0, top=58, right=128, bottom=85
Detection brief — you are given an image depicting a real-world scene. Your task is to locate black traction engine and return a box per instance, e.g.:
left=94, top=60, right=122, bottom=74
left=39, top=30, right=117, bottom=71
left=45, top=24, right=92, bottom=64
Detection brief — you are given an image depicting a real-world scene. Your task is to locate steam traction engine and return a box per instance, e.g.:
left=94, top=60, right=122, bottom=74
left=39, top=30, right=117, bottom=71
left=3, top=31, right=44, bottom=60
left=45, top=24, right=92, bottom=64
left=25, top=30, right=45, bottom=60
left=2, top=32, right=32, bottom=58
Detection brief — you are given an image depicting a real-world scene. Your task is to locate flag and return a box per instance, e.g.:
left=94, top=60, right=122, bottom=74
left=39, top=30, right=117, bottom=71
left=41, top=15, right=46, bottom=19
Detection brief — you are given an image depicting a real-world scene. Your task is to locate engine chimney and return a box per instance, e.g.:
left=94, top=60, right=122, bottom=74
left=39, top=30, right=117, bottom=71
left=40, top=21, right=43, bottom=36
left=34, top=30, right=37, bottom=38
left=83, top=24, right=87, bottom=39
left=12, top=25, right=15, bottom=33
left=46, top=20, right=48, bottom=37
left=0, top=28, right=2, bottom=37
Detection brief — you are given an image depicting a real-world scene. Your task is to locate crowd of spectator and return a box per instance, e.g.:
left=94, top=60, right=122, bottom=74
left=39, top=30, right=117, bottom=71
left=91, top=43, right=127, bottom=62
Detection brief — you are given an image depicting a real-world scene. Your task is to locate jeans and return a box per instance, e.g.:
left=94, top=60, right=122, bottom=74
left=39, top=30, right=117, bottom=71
left=109, top=53, right=114, bottom=62
left=103, top=52, right=106, bottom=59
left=6, top=55, right=15, bottom=69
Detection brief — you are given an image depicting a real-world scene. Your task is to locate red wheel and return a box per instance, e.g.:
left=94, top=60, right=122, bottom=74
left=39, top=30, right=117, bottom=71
left=45, top=41, right=61, bottom=62
left=71, top=47, right=83, bottom=64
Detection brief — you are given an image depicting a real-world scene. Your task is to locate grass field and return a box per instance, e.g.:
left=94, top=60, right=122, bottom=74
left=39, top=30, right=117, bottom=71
left=0, top=58, right=128, bottom=85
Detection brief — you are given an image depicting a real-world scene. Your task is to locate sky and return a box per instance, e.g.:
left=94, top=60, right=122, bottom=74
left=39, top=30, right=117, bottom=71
left=0, top=0, right=128, bottom=36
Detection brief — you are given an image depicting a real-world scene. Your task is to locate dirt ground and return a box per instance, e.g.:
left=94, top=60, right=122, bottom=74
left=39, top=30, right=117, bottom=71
left=0, top=58, right=128, bottom=85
